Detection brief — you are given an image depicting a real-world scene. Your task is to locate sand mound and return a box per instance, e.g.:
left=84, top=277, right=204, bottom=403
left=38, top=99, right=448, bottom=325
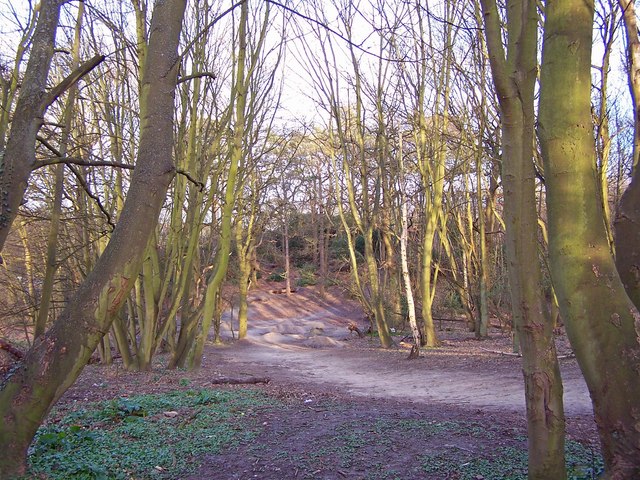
left=303, top=336, right=345, bottom=349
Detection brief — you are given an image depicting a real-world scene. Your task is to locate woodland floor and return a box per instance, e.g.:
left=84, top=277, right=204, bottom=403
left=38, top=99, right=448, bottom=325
left=53, top=284, right=600, bottom=479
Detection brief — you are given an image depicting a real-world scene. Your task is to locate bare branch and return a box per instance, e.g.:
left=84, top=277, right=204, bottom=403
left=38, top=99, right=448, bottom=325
left=176, top=168, right=205, bottom=191
left=179, top=1, right=245, bottom=58
left=66, top=164, right=116, bottom=232
left=35, top=136, right=135, bottom=170
left=34, top=157, right=135, bottom=170
left=41, top=54, right=105, bottom=110
left=177, top=72, right=216, bottom=84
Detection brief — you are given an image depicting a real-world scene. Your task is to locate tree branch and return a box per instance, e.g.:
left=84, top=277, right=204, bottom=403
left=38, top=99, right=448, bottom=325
left=180, top=1, right=245, bottom=58
left=267, top=0, right=425, bottom=63
left=41, top=54, right=105, bottom=110
left=176, top=168, right=205, bottom=191
left=36, top=137, right=202, bottom=195
left=66, top=164, right=116, bottom=232
left=34, top=157, right=135, bottom=170
left=177, top=72, right=216, bottom=84
left=0, top=338, right=24, bottom=361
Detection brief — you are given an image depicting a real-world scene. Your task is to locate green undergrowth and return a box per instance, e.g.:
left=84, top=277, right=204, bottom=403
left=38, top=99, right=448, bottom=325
left=26, top=391, right=603, bottom=480
left=420, top=439, right=603, bottom=480
left=28, top=388, right=275, bottom=479
left=253, top=412, right=602, bottom=480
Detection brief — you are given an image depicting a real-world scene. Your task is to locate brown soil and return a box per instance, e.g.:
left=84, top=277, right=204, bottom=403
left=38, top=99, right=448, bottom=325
left=61, top=284, right=600, bottom=479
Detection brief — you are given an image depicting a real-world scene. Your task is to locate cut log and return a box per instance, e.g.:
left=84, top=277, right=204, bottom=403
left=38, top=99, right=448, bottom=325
left=209, top=376, right=270, bottom=385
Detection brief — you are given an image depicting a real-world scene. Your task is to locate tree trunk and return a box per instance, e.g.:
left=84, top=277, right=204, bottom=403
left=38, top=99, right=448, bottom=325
left=0, top=1, right=186, bottom=475
left=398, top=133, right=420, bottom=356
left=538, top=1, right=640, bottom=476
left=36, top=0, right=85, bottom=341
left=480, top=0, right=567, bottom=477
left=0, top=0, right=64, bottom=252
left=190, top=0, right=253, bottom=369
left=283, top=218, right=292, bottom=295
left=614, top=0, right=640, bottom=310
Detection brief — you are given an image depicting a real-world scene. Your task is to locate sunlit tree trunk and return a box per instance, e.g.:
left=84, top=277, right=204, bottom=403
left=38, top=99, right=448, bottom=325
left=539, top=1, right=640, bottom=476
left=481, top=0, right=566, bottom=477
left=398, top=133, right=420, bottom=357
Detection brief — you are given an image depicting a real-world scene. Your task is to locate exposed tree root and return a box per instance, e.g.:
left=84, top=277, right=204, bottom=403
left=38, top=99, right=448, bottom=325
left=407, top=345, right=420, bottom=360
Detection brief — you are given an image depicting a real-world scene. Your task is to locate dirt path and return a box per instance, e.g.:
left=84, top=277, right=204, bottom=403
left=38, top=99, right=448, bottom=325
left=204, top=285, right=592, bottom=416
left=59, top=284, right=598, bottom=479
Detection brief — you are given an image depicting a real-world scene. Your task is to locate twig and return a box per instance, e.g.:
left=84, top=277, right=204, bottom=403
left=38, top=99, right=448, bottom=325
left=67, top=164, right=116, bottom=231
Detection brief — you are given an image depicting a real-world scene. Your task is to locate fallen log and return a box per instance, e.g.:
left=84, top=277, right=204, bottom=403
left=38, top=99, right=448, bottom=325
left=209, top=376, right=271, bottom=385
left=479, top=347, right=521, bottom=357
left=0, top=338, right=24, bottom=360
left=434, top=317, right=508, bottom=330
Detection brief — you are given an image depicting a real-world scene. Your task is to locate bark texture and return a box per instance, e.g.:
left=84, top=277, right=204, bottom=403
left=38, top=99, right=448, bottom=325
left=480, top=1, right=566, bottom=477
left=539, top=1, right=640, bottom=477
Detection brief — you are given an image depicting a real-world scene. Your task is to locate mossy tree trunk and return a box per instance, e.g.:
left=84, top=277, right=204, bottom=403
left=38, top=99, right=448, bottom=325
left=481, top=1, right=567, bottom=478
left=538, top=1, right=640, bottom=476
left=0, top=1, right=186, bottom=475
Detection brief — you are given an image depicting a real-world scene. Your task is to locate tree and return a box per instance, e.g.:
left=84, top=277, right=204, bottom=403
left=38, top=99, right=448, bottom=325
left=298, top=0, right=394, bottom=347
left=480, top=0, right=566, bottom=477
left=35, top=0, right=86, bottom=340
left=538, top=0, right=640, bottom=476
left=615, top=0, right=640, bottom=310
left=0, top=0, right=187, bottom=474
left=0, top=0, right=103, bottom=253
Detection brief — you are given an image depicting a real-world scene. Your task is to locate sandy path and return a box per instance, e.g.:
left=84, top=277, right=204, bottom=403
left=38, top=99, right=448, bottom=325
left=208, top=286, right=593, bottom=416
